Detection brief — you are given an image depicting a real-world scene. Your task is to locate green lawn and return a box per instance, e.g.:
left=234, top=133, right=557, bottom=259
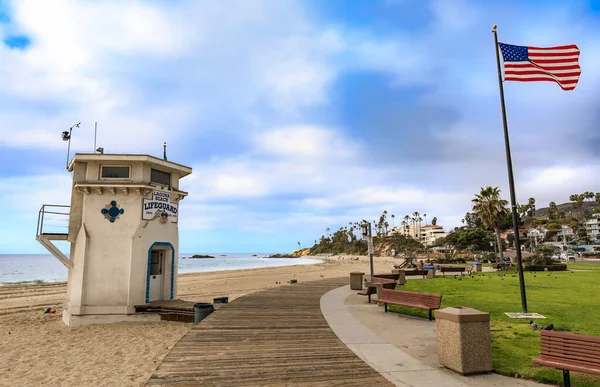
left=568, top=262, right=600, bottom=271
left=390, top=265, right=600, bottom=386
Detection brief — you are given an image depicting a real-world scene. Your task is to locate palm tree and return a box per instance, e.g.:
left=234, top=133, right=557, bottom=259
left=412, top=212, right=420, bottom=238
left=403, top=215, right=410, bottom=236
left=326, top=228, right=330, bottom=238
left=431, top=216, right=437, bottom=226
left=528, top=197, right=536, bottom=217
left=423, top=213, right=427, bottom=225
left=391, top=214, right=395, bottom=228
left=548, top=202, right=558, bottom=220
left=472, top=186, right=509, bottom=262
left=400, top=220, right=407, bottom=236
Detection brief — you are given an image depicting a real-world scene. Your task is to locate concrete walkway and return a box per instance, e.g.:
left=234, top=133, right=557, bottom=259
left=321, top=285, right=551, bottom=387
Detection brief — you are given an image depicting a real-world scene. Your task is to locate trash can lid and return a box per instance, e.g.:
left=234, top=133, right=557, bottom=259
left=424, top=265, right=436, bottom=269
left=350, top=271, right=363, bottom=274
left=435, top=307, right=490, bottom=322
left=194, top=302, right=213, bottom=308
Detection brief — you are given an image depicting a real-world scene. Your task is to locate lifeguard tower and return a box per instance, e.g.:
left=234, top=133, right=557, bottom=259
left=36, top=152, right=192, bottom=326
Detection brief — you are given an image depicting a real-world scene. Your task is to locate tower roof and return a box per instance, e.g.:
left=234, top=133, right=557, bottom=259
left=68, top=153, right=192, bottom=177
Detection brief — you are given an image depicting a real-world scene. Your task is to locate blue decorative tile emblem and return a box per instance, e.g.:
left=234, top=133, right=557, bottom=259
left=101, top=200, right=124, bottom=223
left=159, top=212, right=169, bottom=224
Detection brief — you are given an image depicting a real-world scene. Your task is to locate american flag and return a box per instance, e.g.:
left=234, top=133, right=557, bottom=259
left=498, top=42, right=581, bottom=91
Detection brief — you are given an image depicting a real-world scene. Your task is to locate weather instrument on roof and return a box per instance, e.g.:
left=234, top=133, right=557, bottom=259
left=62, top=122, right=80, bottom=169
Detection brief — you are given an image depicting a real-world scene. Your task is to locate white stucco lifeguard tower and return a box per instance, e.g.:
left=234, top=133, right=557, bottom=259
left=36, top=151, right=192, bottom=326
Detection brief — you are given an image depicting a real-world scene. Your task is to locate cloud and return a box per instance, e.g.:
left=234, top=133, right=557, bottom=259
left=1, top=0, right=600, bottom=253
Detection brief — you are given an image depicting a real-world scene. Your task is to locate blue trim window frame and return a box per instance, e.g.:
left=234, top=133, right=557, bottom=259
left=145, top=242, right=176, bottom=303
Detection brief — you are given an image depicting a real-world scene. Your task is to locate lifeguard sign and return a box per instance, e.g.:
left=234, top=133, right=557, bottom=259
left=142, top=190, right=178, bottom=223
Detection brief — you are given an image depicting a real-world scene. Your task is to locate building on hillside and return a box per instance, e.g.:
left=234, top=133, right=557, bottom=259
left=420, top=225, right=447, bottom=246
left=388, top=223, right=420, bottom=239
left=388, top=223, right=446, bottom=246
left=500, top=228, right=527, bottom=246
left=586, top=214, right=600, bottom=243
left=525, top=227, right=546, bottom=247
left=558, top=224, right=574, bottom=242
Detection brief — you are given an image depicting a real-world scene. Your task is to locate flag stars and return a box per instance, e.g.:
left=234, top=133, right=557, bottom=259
left=499, top=43, right=529, bottom=62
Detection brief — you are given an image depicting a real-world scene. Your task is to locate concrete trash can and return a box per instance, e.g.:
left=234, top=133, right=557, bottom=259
left=435, top=307, right=492, bottom=375
left=350, top=272, right=364, bottom=290
left=425, top=266, right=436, bottom=279
left=194, top=303, right=214, bottom=324
left=473, top=262, right=482, bottom=272
left=396, top=270, right=406, bottom=285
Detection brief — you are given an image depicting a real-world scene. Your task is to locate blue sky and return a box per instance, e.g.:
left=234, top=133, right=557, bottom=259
left=1, top=0, right=599, bottom=254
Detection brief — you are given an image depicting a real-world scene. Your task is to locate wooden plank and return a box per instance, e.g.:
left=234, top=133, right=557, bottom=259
left=145, top=278, right=394, bottom=386
left=543, top=330, right=600, bottom=344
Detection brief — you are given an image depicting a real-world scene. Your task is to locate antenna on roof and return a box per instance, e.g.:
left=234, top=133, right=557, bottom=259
left=163, top=141, right=168, bottom=161
left=93, top=122, right=97, bottom=152
left=62, top=122, right=80, bottom=170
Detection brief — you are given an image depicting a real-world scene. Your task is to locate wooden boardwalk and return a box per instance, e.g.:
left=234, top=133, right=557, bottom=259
left=146, top=278, right=393, bottom=386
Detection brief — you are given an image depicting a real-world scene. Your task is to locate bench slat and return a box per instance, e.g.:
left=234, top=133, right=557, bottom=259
left=370, top=278, right=396, bottom=284
left=540, top=347, right=600, bottom=364
left=543, top=336, right=600, bottom=350
left=542, top=342, right=600, bottom=359
left=533, top=357, right=600, bottom=376
left=381, top=289, right=441, bottom=297
left=543, top=330, right=600, bottom=344
left=538, top=353, right=600, bottom=369
left=371, top=297, right=429, bottom=307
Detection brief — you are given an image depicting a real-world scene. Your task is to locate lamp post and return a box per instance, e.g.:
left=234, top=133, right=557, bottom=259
left=62, top=122, right=80, bottom=170
left=361, top=220, right=374, bottom=278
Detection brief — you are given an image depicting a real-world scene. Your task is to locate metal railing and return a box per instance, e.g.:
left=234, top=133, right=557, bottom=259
left=36, top=204, right=70, bottom=238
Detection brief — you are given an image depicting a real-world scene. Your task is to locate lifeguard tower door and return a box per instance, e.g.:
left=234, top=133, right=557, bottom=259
left=149, top=250, right=164, bottom=301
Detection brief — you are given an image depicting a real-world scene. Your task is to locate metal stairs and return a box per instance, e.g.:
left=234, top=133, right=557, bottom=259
left=36, top=205, right=72, bottom=269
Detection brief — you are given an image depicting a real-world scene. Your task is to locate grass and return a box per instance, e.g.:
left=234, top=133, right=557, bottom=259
left=389, top=264, right=600, bottom=386
left=568, top=262, right=600, bottom=271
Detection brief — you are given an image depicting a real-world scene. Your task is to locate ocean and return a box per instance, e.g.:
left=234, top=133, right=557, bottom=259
left=0, top=253, right=323, bottom=284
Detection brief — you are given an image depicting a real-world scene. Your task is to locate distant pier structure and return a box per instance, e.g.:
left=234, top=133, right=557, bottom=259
left=36, top=153, right=192, bottom=326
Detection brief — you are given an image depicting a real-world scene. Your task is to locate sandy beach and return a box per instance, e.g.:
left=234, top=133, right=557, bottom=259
left=0, top=255, right=397, bottom=387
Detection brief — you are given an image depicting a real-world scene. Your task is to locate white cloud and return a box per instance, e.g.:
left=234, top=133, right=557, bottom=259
left=519, top=165, right=600, bottom=207
left=255, top=125, right=359, bottom=159
left=0, top=0, right=345, bottom=151
left=2, top=0, right=600, bottom=253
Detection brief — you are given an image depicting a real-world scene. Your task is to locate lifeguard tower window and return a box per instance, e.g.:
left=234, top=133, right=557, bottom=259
left=101, top=166, right=130, bottom=179
left=151, top=168, right=171, bottom=186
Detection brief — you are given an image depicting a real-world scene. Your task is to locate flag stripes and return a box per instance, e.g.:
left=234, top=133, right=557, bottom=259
left=499, top=43, right=581, bottom=91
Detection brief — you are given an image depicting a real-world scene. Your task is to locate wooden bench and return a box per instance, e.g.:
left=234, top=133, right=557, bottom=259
left=357, top=277, right=397, bottom=303
left=532, top=330, right=600, bottom=387
left=404, top=269, right=428, bottom=279
left=372, top=289, right=442, bottom=320
left=372, top=273, right=401, bottom=281
left=440, top=266, right=471, bottom=277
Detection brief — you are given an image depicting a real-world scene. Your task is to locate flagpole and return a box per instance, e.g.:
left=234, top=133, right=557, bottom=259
left=492, top=25, right=528, bottom=314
